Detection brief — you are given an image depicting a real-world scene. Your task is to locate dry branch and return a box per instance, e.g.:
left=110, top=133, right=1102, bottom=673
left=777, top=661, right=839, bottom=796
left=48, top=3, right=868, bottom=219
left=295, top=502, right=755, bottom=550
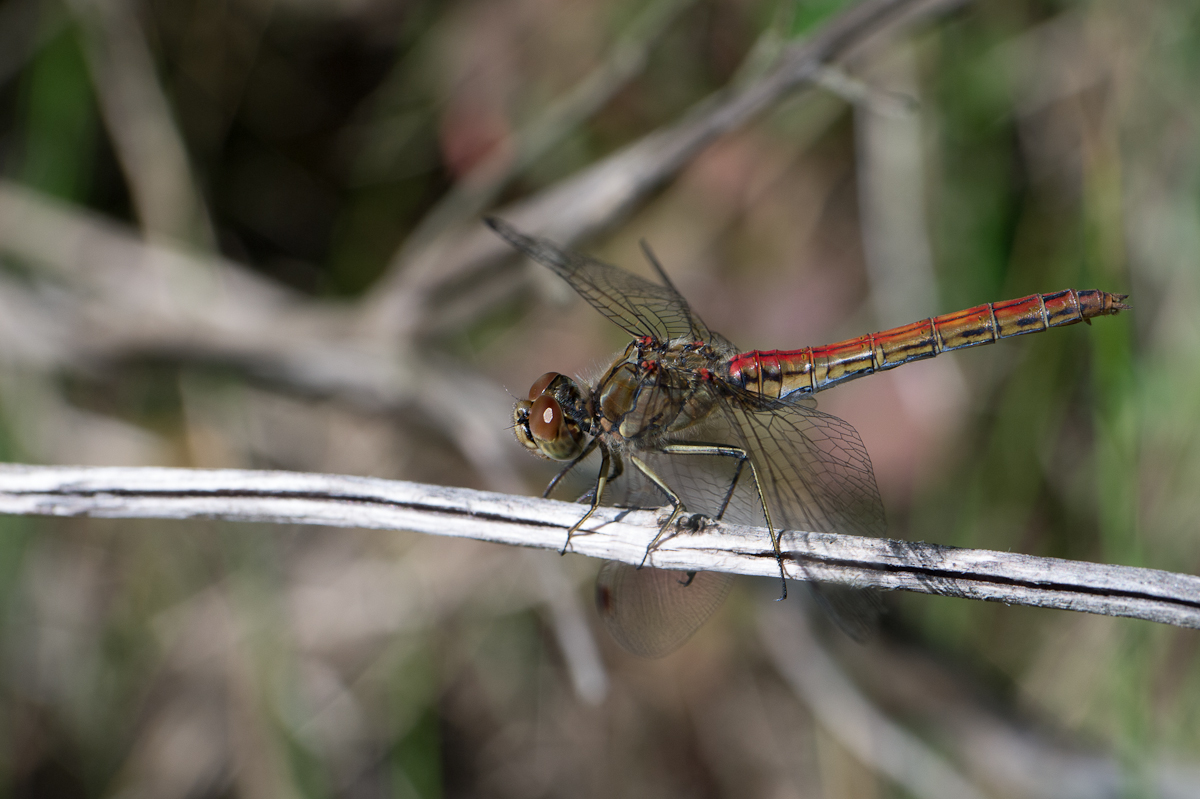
left=363, top=0, right=971, bottom=336
left=65, top=0, right=214, bottom=246
left=0, top=0, right=977, bottom=430
left=0, top=464, right=1196, bottom=629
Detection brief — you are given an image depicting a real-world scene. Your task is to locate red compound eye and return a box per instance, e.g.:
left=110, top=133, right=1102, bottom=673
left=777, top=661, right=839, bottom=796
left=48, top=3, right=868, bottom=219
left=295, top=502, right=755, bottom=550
left=529, top=394, right=563, bottom=442
left=528, top=371, right=560, bottom=400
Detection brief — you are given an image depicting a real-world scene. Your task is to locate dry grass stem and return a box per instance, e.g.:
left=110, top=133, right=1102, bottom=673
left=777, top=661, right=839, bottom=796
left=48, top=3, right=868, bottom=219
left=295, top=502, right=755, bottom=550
left=0, top=464, right=1195, bottom=630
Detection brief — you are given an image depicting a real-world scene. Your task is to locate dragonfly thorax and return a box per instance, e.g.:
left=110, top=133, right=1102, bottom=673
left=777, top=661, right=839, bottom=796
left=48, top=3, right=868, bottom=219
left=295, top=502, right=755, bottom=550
left=593, top=338, right=723, bottom=445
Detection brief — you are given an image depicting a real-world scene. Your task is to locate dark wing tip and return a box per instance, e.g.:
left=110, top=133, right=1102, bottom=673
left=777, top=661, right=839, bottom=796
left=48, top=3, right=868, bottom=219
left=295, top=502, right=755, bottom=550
left=484, top=216, right=521, bottom=244
left=485, top=217, right=549, bottom=265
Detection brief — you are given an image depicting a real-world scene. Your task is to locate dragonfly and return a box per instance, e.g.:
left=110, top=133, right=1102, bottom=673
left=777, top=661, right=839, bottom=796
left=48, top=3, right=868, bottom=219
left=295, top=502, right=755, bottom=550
left=487, top=217, right=1129, bottom=657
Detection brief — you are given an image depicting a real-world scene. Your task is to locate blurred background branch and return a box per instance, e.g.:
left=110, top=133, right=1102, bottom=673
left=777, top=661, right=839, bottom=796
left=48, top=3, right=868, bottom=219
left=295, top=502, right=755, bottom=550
left=64, top=0, right=216, bottom=246
left=361, top=0, right=969, bottom=340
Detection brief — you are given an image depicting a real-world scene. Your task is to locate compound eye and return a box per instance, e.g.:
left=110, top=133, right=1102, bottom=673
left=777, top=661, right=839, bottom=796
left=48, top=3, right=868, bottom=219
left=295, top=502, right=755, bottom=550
left=528, top=371, right=561, bottom=400
left=529, top=394, right=563, bottom=442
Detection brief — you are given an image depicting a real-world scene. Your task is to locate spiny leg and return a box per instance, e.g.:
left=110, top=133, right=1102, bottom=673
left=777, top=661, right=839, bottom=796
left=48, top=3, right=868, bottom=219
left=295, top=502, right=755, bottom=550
left=627, top=454, right=686, bottom=568
left=714, top=451, right=748, bottom=522
left=572, top=449, right=624, bottom=504
left=560, top=441, right=614, bottom=555
left=674, top=454, right=746, bottom=530
left=605, top=450, right=624, bottom=482
left=657, top=442, right=788, bottom=600
left=543, top=436, right=600, bottom=499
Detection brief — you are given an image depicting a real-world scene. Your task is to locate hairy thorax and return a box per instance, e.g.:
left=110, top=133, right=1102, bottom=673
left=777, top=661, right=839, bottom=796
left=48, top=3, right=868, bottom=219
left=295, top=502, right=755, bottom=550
left=593, top=337, right=727, bottom=445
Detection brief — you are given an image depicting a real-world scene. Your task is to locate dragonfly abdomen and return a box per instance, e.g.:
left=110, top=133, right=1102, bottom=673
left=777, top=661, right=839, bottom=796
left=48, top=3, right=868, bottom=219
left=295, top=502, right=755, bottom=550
left=728, top=289, right=1129, bottom=398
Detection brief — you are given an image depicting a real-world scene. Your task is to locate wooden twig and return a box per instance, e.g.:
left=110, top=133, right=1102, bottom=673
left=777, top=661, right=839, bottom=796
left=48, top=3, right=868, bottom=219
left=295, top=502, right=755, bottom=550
left=0, top=464, right=1196, bottom=629
left=380, top=0, right=699, bottom=262
left=363, top=0, right=971, bottom=336
left=0, top=0, right=977, bottom=419
left=65, top=0, right=214, bottom=246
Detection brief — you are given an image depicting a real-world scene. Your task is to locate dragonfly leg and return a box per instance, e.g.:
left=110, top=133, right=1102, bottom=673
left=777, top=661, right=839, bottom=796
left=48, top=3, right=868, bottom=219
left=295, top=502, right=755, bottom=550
left=572, top=450, right=624, bottom=504
left=715, top=453, right=748, bottom=521
left=657, top=442, right=788, bottom=600
left=607, top=451, right=625, bottom=483
left=628, top=454, right=686, bottom=568
left=562, top=441, right=613, bottom=554
left=543, top=436, right=601, bottom=499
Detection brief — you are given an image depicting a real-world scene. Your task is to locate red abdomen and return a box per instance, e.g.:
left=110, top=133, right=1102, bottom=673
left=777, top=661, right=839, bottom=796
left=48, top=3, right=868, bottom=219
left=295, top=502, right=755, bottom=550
left=727, top=289, right=1129, bottom=398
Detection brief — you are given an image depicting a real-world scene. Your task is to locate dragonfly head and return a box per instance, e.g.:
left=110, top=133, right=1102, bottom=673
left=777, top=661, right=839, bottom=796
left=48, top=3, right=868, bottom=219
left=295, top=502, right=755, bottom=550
left=514, top=372, right=589, bottom=461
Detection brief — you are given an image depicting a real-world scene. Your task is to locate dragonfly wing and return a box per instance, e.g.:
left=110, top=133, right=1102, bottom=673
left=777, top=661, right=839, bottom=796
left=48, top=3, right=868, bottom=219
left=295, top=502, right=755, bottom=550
left=594, top=563, right=733, bottom=658
left=618, top=390, right=885, bottom=540
left=486, top=217, right=727, bottom=346
left=806, top=580, right=884, bottom=642
left=620, top=390, right=886, bottom=638
left=723, top=392, right=887, bottom=542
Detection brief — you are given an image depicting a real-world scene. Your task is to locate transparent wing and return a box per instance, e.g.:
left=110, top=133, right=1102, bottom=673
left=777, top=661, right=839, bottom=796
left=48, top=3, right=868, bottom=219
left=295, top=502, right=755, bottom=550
left=612, top=384, right=886, bottom=543
left=594, top=563, right=733, bottom=658
left=486, top=217, right=727, bottom=346
left=614, top=385, right=887, bottom=640
left=722, top=389, right=886, bottom=541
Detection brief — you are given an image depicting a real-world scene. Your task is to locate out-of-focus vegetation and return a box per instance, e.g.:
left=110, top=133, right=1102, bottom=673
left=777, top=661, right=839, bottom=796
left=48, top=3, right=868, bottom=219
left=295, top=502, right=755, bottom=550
left=0, top=0, right=1196, bottom=796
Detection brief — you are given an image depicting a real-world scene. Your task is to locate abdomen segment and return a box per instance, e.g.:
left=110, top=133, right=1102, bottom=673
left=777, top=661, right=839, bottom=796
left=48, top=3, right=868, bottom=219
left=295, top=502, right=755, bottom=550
left=727, top=289, right=1129, bottom=398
